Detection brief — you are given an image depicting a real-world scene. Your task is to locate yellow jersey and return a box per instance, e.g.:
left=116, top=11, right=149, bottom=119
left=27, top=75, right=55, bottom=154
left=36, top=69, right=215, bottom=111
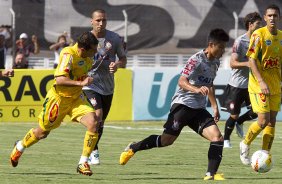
left=246, top=26, right=282, bottom=95
left=54, top=43, right=93, bottom=98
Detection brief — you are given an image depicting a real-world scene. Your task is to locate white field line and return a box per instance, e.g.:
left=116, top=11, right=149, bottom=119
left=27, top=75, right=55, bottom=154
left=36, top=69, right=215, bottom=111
left=104, top=125, right=282, bottom=139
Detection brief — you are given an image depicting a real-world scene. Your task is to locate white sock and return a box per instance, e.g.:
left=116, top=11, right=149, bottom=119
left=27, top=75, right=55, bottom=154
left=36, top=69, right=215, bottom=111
left=16, top=141, right=25, bottom=152
left=79, top=156, right=88, bottom=164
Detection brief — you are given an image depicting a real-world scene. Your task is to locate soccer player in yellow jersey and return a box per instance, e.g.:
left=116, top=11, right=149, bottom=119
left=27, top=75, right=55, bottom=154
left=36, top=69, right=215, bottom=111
left=10, top=32, right=99, bottom=176
left=240, top=4, right=282, bottom=165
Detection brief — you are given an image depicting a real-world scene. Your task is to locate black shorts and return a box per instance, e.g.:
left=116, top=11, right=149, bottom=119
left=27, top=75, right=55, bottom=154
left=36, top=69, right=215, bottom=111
left=221, top=84, right=250, bottom=115
left=83, top=90, right=113, bottom=120
left=163, top=103, right=216, bottom=136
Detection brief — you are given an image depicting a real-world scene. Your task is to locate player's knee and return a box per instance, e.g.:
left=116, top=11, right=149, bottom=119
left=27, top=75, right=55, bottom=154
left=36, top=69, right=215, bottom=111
left=160, top=136, right=176, bottom=147
left=211, top=134, right=223, bottom=142
left=34, top=129, right=50, bottom=139
left=87, top=121, right=98, bottom=133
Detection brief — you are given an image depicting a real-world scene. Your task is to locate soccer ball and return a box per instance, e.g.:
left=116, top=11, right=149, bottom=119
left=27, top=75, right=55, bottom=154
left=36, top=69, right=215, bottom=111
left=251, top=150, right=273, bottom=173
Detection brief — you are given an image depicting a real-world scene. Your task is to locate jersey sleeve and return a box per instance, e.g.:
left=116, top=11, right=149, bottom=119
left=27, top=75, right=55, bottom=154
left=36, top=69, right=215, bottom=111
left=115, top=36, right=126, bottom=59
left=246, top=31, right=262, bottom=60
left=54, top=52, right=73, bottom=78
left=232, top=37, right=241, bottom=54
left=181, top=56, right=199, bottom=79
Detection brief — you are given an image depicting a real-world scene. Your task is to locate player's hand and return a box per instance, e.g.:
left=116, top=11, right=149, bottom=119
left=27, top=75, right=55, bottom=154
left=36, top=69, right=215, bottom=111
left=109, top=62, right=117, bottom=73
left=196, top=86, right=209, bottom=96
left=213, top=107, right=220, bottom=123
left=259, top=80, right=270, bottom=95
left=2, top=69, right=14, bottom=77
left=80, top=77, right=93, bottom=86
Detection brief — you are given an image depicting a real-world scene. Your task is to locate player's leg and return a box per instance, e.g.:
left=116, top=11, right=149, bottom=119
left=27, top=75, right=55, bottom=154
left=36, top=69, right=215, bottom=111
left=262, top=94, right=280, bottom=152
left=72, top=94, right=99, bottom=176
left=10, top=127, right=50, bottom=167
left=120, top=104, right=186, bottom=165
left=10, top=90, right=63, bottom=167
left=120, top=133, right=178, bottom=165
left=223, top=115, right=238, bottom=148
left=194, top=110, right=224, bottom=180
left=77, top=111, right=98, bottom=176
left=240, top=93, right=270, bottom=165
left=236, top=90, right=258, bottom=137
left=84, top=91, right=113, bottom=165
left=262, top=113, right=276, bottom=151
left=221, top=85, right=241, bottom=146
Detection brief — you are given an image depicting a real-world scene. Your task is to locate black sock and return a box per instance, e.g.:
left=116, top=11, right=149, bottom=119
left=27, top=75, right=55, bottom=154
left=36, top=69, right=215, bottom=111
left=224, top=117, right=236, bottom=140
left=130, top=135, right=162, bottom=153
left=237, top=110, right=257, bottom=125
left=207, top=141, right=223, bottom=176
left=94, top=124, right=104, bottom=150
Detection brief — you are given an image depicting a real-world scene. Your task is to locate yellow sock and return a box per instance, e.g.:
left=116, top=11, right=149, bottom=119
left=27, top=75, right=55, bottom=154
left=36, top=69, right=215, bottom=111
left=244, top=121, right=263, bottom=145
left=82, top=131, right=98, bottom=157
left=262, top=126, right=275, bottom=151
left=22, top=128, right=39, bottom=148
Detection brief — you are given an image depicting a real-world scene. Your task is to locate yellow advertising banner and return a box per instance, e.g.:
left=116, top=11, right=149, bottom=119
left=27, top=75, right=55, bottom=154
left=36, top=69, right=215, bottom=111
left=0, top=69, right=132, bottom=122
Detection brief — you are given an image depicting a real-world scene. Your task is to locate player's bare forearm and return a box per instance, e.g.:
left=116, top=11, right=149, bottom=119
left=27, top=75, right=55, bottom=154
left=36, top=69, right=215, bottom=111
left=117, top=56, right=127, bottom=68
left=230, top=53, right=249, bottom=69
left=208, top=85, right=218, bottom=110
left=208, top=85, right=220, bottom=122
left=55, top=76, right=93, bottom=87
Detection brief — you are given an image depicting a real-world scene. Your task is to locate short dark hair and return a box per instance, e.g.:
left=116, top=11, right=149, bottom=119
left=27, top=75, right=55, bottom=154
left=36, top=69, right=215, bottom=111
left=77, top=32, right=98, bottom=50
left=265, top=4, right=280, bottom=16
left=244, top=12, right=262, bottom=30
left=207, top=28, right=229, bottom=44
left=57, top=34, right=66, bottom=42
left=92, top=9, right=106, bottom=17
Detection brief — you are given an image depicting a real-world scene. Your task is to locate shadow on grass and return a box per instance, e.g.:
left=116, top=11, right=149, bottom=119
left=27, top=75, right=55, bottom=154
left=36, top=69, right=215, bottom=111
left=8, top=172, right=78, bottom=176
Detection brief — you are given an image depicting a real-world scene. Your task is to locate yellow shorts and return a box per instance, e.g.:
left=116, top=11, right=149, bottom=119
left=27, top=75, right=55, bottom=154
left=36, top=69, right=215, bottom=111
left=38, top=87, right=95, bottom=131
left=249, top=93, right=281, bottom=113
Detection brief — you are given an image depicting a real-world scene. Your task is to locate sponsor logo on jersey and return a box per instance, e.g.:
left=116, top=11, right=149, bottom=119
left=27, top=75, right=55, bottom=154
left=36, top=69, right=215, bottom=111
left=198, top=75, right=214, bottom=84
left=263, top=57, right=279, bottom=70
left=61, top=53, right=72, bottom=73
left=172, top=120, right=179, bottom=130
left=90, top=97, right=97, bottom=106
left=49, top=102, right=59, bottom=123
left=258, top=93, right=266, bottom=104
left=229, top=102, right=234, bottom=110
left=265, top=40, right=272, bottom=46
left=183, top=59, right=197, bottom=76
left=249, top=35, right=260, bottom=53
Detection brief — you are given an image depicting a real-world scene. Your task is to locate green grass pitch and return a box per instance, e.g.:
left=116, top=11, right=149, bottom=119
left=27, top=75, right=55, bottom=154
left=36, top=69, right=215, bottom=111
left=0, top=121, right=282, bottom=184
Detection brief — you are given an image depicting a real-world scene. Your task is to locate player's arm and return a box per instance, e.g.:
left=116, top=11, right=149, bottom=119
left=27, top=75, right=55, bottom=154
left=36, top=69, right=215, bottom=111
left=208, top=85, right=220, bottom=122
left=230, top=52, right=249, bottom=69
left=0, top=69, right=14, bottom=77
left=116, top=56, right=127, bottom=68
left=178, top=75, right=209, bottom=95
left=31, top=35, right=40, bottom=54
left=55, top=75, right=93, bottom=87
left=112, top=36, right=127, bottom=70
left=249, top=57, right=269, bottom=95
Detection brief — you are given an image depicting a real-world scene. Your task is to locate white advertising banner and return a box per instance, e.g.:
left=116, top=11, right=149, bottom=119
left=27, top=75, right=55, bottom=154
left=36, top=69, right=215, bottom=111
left=133, top=68, right=282, bottom=121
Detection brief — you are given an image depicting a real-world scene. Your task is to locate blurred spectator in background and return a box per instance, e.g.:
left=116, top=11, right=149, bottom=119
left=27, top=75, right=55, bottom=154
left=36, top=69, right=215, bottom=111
left=49, top=34, right=70, bottom=68
left=63, top=31, right=74, bottom=46
left=13, top=52, right=28, bottom=69
left=0, top=25, right=12, bottom=48
left=0, top=33, right=6, bottom=69
left=16, top=33, right=40, bottom=68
